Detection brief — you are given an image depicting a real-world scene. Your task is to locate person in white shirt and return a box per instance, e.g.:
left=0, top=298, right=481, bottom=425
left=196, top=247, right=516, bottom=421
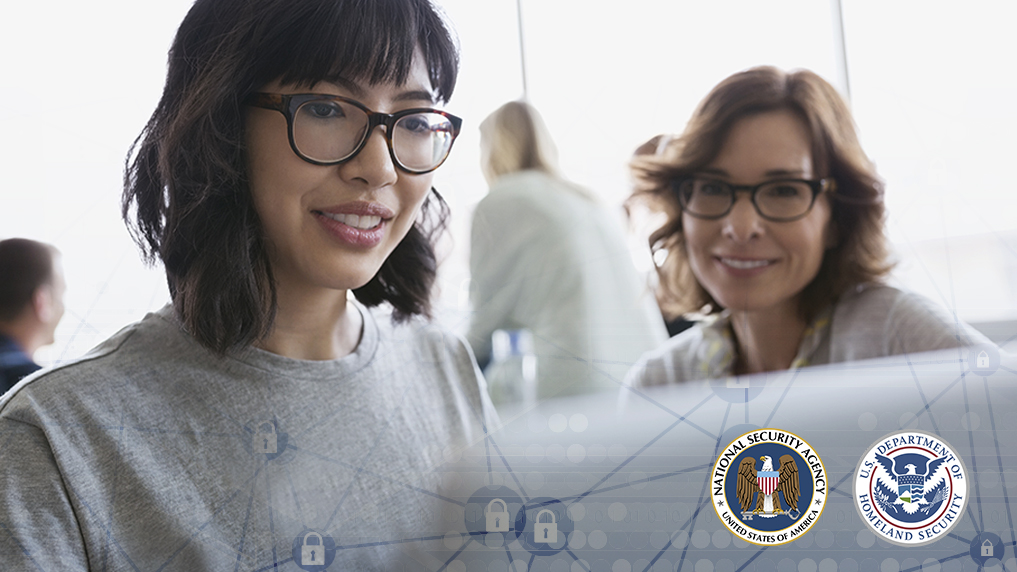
left=469, top=101, right=667, bottom=401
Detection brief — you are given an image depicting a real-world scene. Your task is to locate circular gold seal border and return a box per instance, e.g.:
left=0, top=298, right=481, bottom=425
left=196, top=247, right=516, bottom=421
left=710, top=427, right=828, bottom=546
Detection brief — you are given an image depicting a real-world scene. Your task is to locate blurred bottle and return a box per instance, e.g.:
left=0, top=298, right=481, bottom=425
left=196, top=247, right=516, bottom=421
left=484, top=329, right=537, bottom=407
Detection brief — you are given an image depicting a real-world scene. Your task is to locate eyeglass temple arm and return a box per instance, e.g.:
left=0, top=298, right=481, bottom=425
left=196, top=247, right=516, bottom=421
left=245, top=93, right=287, bottom=111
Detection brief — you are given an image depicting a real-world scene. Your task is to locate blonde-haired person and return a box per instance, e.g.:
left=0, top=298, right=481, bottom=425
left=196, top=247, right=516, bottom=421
left=625, top=67, right=990, bottom=386
left=469, top=101, right=667, bottom=401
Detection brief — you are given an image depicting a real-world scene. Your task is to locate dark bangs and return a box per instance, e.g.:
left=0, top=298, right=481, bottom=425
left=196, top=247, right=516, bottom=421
left=124, top=0, right=460, bottom=355
left=251, top=0, right=458, bottom=102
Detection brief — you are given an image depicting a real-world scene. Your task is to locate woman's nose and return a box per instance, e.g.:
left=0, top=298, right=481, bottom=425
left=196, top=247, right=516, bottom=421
left=340, top=126, right=399, bottom=188
left=721, top=194, right=764, bottom=242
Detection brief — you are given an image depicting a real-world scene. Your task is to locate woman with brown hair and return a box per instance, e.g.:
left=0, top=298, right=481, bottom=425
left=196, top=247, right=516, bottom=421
left=626, top=66, right=989, bottom=385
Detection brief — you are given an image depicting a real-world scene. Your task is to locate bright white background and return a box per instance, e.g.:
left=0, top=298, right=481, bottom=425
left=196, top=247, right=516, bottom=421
left=2, top=0, right=1015, bottom=365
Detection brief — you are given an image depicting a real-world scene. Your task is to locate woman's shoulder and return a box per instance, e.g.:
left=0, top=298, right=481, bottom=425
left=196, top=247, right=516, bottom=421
left=480, top=171, right=592, bottom=212
left=625, top=318, right=723, bottom=387
left=835, top=283, right=954, bottom=324
left=830, top=283, right=990, bottom=359
left=0, top=306, right=184, bottom=418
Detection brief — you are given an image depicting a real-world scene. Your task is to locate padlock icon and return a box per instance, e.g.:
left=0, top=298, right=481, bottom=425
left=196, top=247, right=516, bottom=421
left=534, top=509, right=557, bottom=544
left=977, top=351, right=990, bottom=369
left=301, top=531, right=324, bottom=565
left=257, top=421, right=277, bottom=454
left=485, top=498, right=510, bottom=532
left=981, top=539, right=993, bottom=557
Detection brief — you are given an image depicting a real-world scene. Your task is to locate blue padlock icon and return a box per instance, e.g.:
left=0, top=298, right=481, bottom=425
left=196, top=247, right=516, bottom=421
left=257, top=421, right=278, bottom=454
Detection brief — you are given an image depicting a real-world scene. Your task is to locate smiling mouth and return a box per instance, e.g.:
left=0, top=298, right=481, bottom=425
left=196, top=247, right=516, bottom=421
left=317, top=212, right=383, bottom=230
left=718, top=257, right=773, bottom=270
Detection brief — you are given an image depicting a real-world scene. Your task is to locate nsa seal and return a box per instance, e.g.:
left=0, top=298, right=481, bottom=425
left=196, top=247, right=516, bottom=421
left=853, top=430, right=968, bottom=546
left=711, top=428, right=827, bottom=546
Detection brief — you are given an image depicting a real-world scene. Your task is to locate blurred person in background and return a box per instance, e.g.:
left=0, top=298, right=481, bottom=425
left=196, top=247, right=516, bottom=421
left=469, top=100, right=667, bottom=403
left=0, top=238, right=65, bottom=393
left=625, top=66, right=990, bottom=387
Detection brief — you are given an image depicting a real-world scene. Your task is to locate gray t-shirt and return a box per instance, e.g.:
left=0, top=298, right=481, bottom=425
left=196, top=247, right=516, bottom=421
left=0, top=304, right=497, bottom=570
left=625, top=284, right=992, bottom=386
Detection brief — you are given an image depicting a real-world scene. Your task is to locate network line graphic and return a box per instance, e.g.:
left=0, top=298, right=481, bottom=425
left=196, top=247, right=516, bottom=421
left=3, top=233, right=1017, bottom=572
left=422, top=342, right=1016, bottom=572
left=1, top=315, right=1014, bottom=571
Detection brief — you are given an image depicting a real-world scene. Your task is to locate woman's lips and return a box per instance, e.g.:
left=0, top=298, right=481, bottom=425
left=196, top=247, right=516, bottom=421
left=319, top=212, right=382, bottom=229
left=718, top=257, right=772, bottom=269
left=313, top=202, right=393, bottom=248
left=715, top=256, right=775, bottom=276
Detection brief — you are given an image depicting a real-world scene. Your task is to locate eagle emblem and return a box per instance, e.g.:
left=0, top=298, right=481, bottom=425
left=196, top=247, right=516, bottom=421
left=712, top=429, right=826, bottom=546
left=871, top=452, right=949, bottom=518
left=854, top=431, right=968, bottom=546
left=736, top=454, right=801, bottom=520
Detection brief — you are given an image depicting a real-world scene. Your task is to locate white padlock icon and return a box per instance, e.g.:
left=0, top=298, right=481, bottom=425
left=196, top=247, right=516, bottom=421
left=534, top=509, right=557, bottom=543
left=981, top=539, right=993, bottom=557
left=257, top=421, right=277, bottom=454
left=301, top=531, right=325, bottom=565
left=485, top=498, right=509, bottom=532
left=977, top=351, right=989, bottom=369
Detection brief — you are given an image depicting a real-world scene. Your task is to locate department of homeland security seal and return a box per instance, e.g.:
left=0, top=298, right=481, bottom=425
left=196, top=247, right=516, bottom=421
left=711, top=428, right=827, bottom=546
left=853, top=430, right=967, bottom=546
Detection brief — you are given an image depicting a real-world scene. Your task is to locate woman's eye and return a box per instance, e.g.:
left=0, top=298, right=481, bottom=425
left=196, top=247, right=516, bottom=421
left=398, top=115, right=432, bottom=134
left=698, top=181, right=729, bottom=196
left=766, top=184, right=804, bottom=198
left=302, top=102, right=344, bottom=119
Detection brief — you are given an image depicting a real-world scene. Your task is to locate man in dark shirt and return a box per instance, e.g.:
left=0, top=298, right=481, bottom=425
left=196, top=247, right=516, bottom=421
left=0, top=238, right=65, bottom=394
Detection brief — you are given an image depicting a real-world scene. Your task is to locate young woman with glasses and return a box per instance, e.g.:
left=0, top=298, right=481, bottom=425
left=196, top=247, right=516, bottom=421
left=625, top=67, right=990, bottom=386
left=0, top=0, right=494, bottom=568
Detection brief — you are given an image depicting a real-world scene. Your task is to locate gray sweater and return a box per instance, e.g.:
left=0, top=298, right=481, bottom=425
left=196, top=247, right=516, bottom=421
left=0, top=304, right=496, bottom=570
left=624, top=284, right=992, bottom=386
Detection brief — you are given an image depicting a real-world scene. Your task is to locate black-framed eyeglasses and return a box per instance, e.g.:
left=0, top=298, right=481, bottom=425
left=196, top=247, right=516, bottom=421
left=673, top=177, right=836, bottom=222
left=246, top=92, right=463, bottom=174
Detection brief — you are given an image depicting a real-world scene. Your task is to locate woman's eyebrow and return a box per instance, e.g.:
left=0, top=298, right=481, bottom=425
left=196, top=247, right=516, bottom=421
left=763, top=168, right=806, bottom=177
left=319, top=79, right=435, bottom=104
left=322, top=77, right=364, bottom=97
left=699, top=167, right=729, bottom=177
left=394, top=89, right=437, bottom=104
left=696, top=167, right=808, bottom=179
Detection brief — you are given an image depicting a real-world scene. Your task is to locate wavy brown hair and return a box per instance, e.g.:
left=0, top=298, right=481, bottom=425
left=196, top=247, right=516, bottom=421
left=630, top=66, right=891, bottom=321
left=123, top=0, right=458, bottom=355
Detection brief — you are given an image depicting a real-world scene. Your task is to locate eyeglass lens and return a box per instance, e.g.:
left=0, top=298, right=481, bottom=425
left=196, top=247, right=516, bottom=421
left=293, top=98, right=456, bottom=171
left=678, top=179, right=815, bottom=220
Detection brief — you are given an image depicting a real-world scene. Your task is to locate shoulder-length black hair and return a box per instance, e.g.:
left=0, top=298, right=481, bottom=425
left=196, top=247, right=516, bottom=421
left=123, top=0, right=458, bottom=355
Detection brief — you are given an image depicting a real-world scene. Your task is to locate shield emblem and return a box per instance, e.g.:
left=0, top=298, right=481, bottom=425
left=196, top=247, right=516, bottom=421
left=757, top=471, right=779, bottom=496
left=898, top=484, right=913, bottom=503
